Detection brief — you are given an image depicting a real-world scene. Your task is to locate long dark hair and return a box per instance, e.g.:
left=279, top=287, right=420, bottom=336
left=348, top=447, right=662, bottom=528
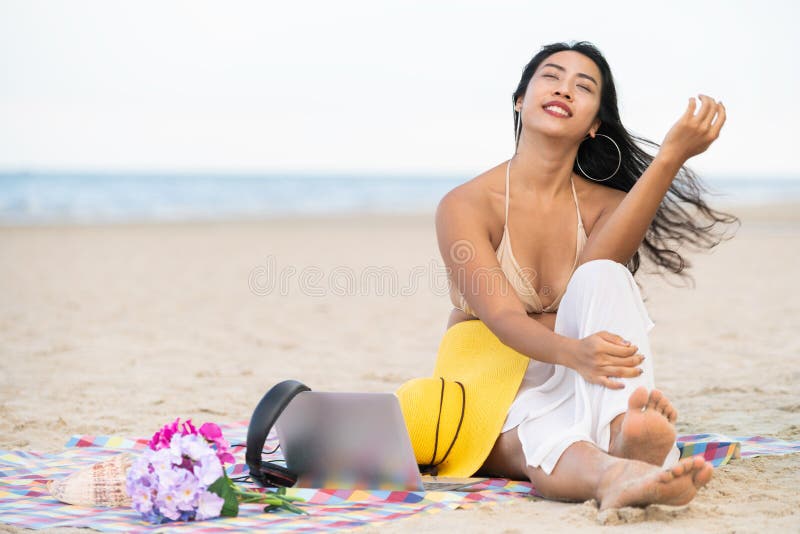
left=512, top=41, right=739, bottom=286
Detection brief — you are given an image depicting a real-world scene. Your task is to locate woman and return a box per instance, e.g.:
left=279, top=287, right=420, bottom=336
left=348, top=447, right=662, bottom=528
left=437, top=41, right=737, bottom=508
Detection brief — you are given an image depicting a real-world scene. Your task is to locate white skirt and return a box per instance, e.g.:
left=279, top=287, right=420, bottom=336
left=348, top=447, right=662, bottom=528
left=500, top=259, right=681, bottom=475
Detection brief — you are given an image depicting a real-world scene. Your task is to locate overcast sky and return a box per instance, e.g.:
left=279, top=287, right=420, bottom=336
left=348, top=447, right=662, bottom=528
left=1, top=0, right=798, bottom=177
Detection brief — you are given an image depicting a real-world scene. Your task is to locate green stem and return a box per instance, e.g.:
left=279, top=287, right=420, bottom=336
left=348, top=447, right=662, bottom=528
left=231, top=484, right=307, bottom=514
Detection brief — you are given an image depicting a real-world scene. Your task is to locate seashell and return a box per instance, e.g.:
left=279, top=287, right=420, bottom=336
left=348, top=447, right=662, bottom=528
left=47, top=453, right=133, bottom=508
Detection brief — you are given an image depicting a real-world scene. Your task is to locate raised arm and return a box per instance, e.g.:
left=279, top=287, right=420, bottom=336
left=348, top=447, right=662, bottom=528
left=578, top=94, right=727, bottom=266
left=436, top=188, right=641, bottom=389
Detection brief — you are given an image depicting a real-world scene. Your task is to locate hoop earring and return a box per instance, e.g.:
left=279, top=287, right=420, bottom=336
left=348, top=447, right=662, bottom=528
left=576, top=133, right=621, bottom=182
left=514, top=109, right=522, bottom=151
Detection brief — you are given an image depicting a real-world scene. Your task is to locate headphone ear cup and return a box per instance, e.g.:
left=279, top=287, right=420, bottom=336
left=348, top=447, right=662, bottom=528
left=256, top=461, right=298, bottom=488
left=245, top=380, right=311, bottom=487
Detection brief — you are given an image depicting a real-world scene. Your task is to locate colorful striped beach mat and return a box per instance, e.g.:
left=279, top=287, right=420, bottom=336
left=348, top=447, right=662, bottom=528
left=1, top=422, right=798, bottom=533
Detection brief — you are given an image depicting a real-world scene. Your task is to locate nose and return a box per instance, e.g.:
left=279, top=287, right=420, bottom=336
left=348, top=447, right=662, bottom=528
left=555, top=89, right=572, bottom=101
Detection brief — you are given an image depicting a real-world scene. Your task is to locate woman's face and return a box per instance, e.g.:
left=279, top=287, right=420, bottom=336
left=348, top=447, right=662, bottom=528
left=517, top=50, right=603, bottom=141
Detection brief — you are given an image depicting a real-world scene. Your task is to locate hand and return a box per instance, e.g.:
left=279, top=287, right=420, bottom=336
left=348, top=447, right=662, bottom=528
left=659, top=94, right=726, bottom=164
left=567, top=330, right=644, bottom=390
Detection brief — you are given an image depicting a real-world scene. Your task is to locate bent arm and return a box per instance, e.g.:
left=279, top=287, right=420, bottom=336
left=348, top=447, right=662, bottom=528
left=436, top=190, right=577, bottom=367
left=578, top=153, right=685, bottom=266
left=487, top=308, right=577, bottom=367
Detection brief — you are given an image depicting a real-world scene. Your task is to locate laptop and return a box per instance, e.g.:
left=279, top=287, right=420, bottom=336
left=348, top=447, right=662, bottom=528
left=274, top=391, right=488, bottom=491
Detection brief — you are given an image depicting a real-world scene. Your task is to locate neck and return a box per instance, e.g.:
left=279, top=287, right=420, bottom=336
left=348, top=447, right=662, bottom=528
left=511, top=131, right=581, bottom=200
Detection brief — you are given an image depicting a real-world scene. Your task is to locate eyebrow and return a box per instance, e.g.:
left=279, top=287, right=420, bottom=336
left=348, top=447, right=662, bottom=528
left=541, top=63, right=598, bottom=87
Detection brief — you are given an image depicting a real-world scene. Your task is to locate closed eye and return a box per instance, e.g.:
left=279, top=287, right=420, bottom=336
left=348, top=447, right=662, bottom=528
left=543, top=73, right=592, bottom=92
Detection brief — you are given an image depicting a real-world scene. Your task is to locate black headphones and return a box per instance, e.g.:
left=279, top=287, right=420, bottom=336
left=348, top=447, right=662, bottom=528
left=245, top=379, right=311, bottom=488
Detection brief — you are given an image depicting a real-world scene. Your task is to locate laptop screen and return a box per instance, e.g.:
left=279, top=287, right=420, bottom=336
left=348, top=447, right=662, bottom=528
left=275, top=391, right=424, bottom=490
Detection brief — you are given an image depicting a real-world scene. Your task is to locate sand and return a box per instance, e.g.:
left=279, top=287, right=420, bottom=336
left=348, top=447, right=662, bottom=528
left=1, top=202, right=798, bottom=532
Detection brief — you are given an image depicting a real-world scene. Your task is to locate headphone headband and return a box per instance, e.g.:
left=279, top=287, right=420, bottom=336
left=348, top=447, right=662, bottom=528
left=245, top=379, right=311, bottom=487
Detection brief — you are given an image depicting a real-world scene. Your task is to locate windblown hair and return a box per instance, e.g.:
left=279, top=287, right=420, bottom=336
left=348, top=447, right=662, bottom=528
left=512, top=41, right=740, bottom=286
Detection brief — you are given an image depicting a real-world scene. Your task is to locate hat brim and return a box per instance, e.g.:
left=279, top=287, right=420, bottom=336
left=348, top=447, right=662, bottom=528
left=399, top=320, right=530, bottom=477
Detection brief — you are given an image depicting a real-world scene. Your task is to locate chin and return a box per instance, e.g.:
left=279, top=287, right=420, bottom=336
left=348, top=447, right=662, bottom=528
left=527, top=124, right=578, bottom=140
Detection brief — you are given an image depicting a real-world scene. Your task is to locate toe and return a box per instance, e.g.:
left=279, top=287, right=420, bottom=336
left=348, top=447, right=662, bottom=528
left=648, top=389, right=664, bottom=412
left=672, top=457, right=698, bottom=478
left=668, top=461, right=685, bottom=479
left=628, top=386, right=649, bottom=412
left=690, top=456, right=706, bottom=472
left=667, top=406, right=678, bottom=424
left=654, top=393, right=672, bottom=417
left=694, top=462, right=714, bottom=487
left=658, top=468, right=675, bottom=483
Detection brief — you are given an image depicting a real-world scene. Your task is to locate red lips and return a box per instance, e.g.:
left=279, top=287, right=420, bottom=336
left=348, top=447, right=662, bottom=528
left=543, top=101, right=572, bottom=117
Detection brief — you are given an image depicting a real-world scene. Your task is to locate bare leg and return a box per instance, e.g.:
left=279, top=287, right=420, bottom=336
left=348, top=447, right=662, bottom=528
left=479, top=428, right=712, bottom=510
left=527, top=441, right=711, bottom=510
left=478, top=427, right=529, bottom=480
left=608, top=386, right=678, bottom=466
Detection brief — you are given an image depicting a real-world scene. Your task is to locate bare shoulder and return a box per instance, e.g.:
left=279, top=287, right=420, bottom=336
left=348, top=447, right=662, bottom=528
left=575, top=176, right=627, bottom=206
left=436, top=162, right=507, bottom=227
left=598, top=183, right=627, bottom=210
left=573, top=176, right=628, bottom=231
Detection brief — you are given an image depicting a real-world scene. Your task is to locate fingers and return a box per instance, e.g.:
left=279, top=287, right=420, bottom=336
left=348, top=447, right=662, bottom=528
left=603, top=352, right=644, bottom=370
left=597, top=330, right=631, bottom=346
left=603, top=338, right=640, bottom=359
left=595, top=330, right=638, bottom=354
left=581, top=367, right=627, bottom=390
left=693, top=94, right=715, bottom=124
left=693, top=94, right=725, bottom=136
left=684, top=96, right=697, bottom=119
left=597, top=376, right=626, bottom=390
left=604, top=365, right=644, bottom=379
left=700, top=95, right=722, bottom=130
left=710, top=101, right=726, bottom=138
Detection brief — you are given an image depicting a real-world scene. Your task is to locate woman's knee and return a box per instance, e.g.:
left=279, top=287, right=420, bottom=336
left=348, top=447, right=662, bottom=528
left=563, top=259, right=633, bottom=301
left=573, top=258, right=630, bottom=281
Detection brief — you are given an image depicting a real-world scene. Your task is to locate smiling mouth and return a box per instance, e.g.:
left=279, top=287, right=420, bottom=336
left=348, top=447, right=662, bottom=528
left=543, top=105, right=571, bottom=118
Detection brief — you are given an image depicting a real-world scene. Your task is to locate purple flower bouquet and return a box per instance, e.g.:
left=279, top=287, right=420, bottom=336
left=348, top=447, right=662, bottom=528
left=125, top=418, right=304, bottom=524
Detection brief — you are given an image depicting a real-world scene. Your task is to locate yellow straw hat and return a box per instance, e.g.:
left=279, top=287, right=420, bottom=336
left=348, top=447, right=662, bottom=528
left=396, top=319, right=530, bottom=478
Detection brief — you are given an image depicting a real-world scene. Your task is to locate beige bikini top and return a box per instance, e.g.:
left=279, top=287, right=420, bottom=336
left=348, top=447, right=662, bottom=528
left=450, top=159, right=588, bottom=317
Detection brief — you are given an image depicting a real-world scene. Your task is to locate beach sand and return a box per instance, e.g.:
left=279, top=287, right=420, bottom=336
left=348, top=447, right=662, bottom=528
left=1, top=202, right=798, bottom=532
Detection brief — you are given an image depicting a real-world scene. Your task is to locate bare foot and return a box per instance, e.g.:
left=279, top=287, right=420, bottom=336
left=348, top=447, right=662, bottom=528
left=598, top=456, right=713, bottom=510
left=610, top=386, right=677, bottom=466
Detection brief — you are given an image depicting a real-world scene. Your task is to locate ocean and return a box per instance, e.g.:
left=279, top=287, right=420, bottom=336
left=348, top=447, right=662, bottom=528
left=1, top=171, right=798, bottom=226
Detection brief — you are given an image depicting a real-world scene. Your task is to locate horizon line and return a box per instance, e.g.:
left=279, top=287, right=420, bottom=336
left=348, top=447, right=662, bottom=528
left=1, top=168, right=799, bottom=181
